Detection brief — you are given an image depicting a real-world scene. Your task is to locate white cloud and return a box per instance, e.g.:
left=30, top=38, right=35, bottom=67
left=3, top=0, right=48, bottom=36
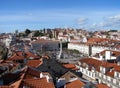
left=92, top=14, right=120, bottom=30
left=77, top=17, right=88, bottom=25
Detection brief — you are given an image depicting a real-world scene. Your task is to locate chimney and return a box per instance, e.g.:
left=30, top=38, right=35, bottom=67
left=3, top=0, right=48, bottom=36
left=40, top=73, right=43, bottom=78
left=105, top=50, right=111, bottom=60
left=46, top=75, right=52, bottom=83
left=88, top=44, right=92, bottom=56
left=99, top=54, right=102, bottom=60
left=117, top=62, right=120, bottom=66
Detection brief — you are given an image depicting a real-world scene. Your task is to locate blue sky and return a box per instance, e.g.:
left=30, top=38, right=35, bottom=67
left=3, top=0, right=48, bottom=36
left=0, top=0, right=120, bottom=33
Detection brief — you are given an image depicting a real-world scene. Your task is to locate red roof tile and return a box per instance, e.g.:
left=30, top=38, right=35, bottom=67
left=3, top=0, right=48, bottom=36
left=113, top=65, right=120, bottom=72
left=32, top=39, right=59, bottom=44
left=63, top=64, right=76, bottom=69
left=96, top=83, right=110, bottom=88
left=66, top=80, right=84, bottom=88
left=22, top=78, right=55, bottom=88
left=27, top=60, right=43, bottom=68
left=8, top=51, right=39, bottom=61
left=100, top=50, right=120, bottom=57
left=80, top=58, right=115, bottom=71
left=23, top=66, right=41, bottom=79
left=25, top=52, right=39, bottom=59
left=101, top=62, right=114, bottom=68
left=8, top=53, right=24, bottom=61
left=63, top=63, right=79, bottom=71
left=106, top=70, right=114, bottom=77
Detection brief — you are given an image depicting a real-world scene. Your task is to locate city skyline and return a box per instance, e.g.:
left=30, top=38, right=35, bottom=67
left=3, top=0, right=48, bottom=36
left=0, top=0, right=120, bottom=33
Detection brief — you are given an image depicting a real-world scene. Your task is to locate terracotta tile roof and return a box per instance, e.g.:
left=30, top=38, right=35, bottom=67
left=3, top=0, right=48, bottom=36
left=114, top=44, right=120, bottom=49
left=9, top=73, right=25, bottom=88
left=71, top=67, right=79, bottom=71
left=8, top=51, right=39, bottom=61
left=87, top=37, right=119, bottom=44
left=70, top=42, right=85, bottom=45
left=106, top=70, right=114, bottom=77
left=10, top=78, right=22, bottom=88
left=79, top=58, right=120, bottom=77
left=80, top=58, right=115, bottom=71
left=100, top=50, right=120, bottom=57
left=23, top=66, right=41, bottom=79
left=0, top=61, right=20, bottom=74
left=80, top=58, right=101, bottom=71
left=96, top=83, right=110, bottom=88
left=0, top=66, right=54, bottom=88
left=65, top=79, right=84, bottom=88
left=70, top=37, right=120, bottom=47
left=113, top=65, right=120, bottom=72
left=26, top=60, right=43, bottom=68
left=63, top=64, right=76, bottom=69
left=25, top=52, right=39, bottom=59
left=87, top=38, right=108, bottom=44
left=63, top=63, right=78, bottom=71
left=101, top=62, right=114, bottom=68
left=32, top=39, right=59, bottom=44
left=22, top=78, right=55, bottom=88
left=8, top=52, right=24, bottom=61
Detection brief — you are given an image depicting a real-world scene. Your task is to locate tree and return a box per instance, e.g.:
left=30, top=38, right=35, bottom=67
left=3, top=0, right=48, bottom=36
left=49, top=33, right=53, bottom=39
left=18, top=33, right=26, bottom=37
left=34, top=31, right=44, bottom=37
left=25, top=29, right=31, bottom=36
left=0, top=46, right=8, bottom=60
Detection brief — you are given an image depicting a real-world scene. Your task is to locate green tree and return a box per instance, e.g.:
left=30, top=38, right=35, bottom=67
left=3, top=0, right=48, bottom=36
left=49, top=33, right=53, bottom=39
left=25, top=29, right=31, bottom=36
left=18, top=33, right=26, bottom=37
left=0, top=46, right=8, bottom=60
left=34, top=31, right=44, bottom=37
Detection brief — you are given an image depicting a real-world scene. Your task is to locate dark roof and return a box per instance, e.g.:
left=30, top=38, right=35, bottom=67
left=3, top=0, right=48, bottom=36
left=37, top=58, right=82, bottom=84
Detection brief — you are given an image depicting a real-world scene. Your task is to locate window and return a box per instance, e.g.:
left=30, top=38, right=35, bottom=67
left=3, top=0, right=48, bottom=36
left=107, top=76, right=111, bottom=81
left=99, top=73, right=102, bottom=77
left=115, top=72, right=119, bottom=77
left=119, top=73, right=120, bottom=78
left=103, top=75, right=106, bottom=79
left=113, top=79, right=116, bottom=84
left=92, top=73, right=95, bottom=77
left=86, top=70, right=88, bottom=75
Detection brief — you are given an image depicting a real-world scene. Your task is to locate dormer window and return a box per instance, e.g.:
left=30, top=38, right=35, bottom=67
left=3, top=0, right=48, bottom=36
left=86, top=65, right=89, bottom=70
left=100, top=66, right=106, bottom=74
left=114, top=71, right=119, bottom=78
left=92, top=67, right=95, bottom=71
left=110, top=68, right=114, bottom=72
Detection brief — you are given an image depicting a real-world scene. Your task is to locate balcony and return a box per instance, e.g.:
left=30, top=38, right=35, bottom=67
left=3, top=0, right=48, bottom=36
left=96, top=72, right=120, bottom=88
